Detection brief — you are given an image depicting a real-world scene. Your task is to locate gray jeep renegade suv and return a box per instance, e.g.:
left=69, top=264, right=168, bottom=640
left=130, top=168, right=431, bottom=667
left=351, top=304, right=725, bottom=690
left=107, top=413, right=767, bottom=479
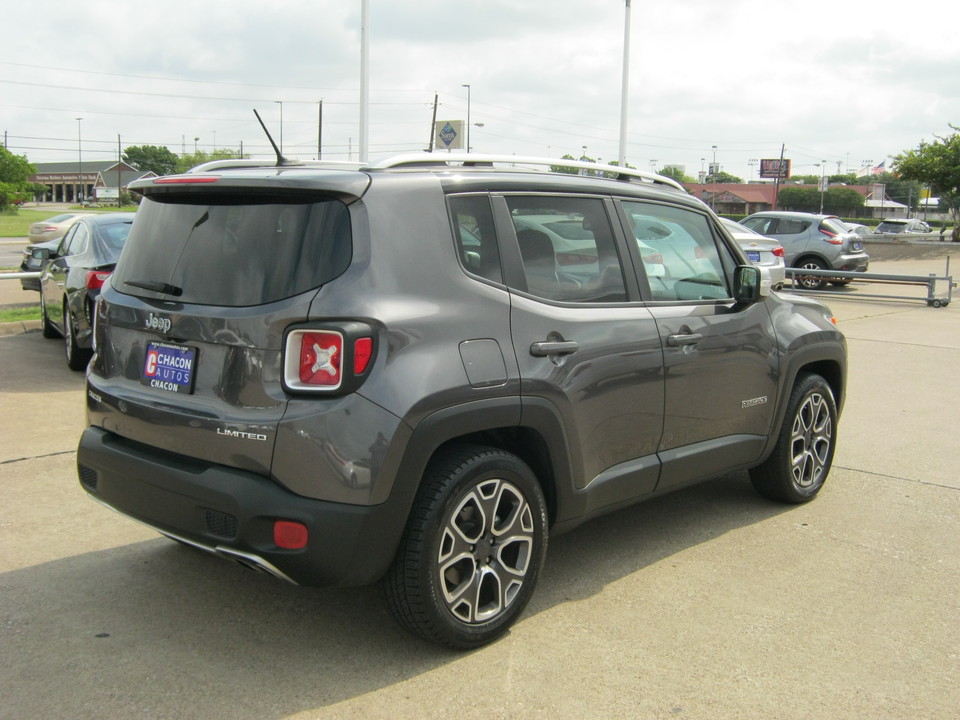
left=77, top=153, right=846, bottom=648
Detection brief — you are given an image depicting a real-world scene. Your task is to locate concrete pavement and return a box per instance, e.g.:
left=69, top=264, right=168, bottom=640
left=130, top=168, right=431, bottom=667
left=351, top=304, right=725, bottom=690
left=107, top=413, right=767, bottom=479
left=0, top=248, right=958, bottom=720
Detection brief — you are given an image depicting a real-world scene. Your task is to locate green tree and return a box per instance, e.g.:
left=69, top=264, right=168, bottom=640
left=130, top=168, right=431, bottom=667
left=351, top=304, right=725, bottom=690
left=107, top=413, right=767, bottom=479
left=705, top=170, right=743, bottom=184
left=777, top=186, right=819, bottom=212
left=123, top=145, right=179, bottom=176
left=894, top=127, right=960, bottom=240
left=823, top=187, right=865, bottom=215
left=0, top=146, right=37, bottom=212
left=659, top=166, right=693, bottom=183
left=174, top=148, right=248, bottom=174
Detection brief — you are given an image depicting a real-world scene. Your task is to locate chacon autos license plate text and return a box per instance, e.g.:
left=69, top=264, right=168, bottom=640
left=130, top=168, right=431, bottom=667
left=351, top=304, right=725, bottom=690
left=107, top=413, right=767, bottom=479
left=141, top=341, right=197, bottom=394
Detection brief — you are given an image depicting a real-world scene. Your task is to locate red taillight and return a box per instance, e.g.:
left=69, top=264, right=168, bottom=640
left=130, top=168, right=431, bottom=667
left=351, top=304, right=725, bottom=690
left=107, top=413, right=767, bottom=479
left=86, top=270, right=111, bottom=290
left=273, top=520, right=308, bottom=550
left=153, top=176, right=220, bottom=184
left=819, top=229, right=842, bottom=244
left=298, top=331, right=343, bottom=386
left=354, top=337, right=373, bottom=374
left=283, top=326, right=375, bottom=393
left=643, top=253, right=664, bottom=265
left=772, top=246, right=785, bottom=258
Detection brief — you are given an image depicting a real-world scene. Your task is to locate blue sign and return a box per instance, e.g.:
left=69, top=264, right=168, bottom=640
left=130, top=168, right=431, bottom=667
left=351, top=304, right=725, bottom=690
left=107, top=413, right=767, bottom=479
left=439, top=122, right=458, bottom=147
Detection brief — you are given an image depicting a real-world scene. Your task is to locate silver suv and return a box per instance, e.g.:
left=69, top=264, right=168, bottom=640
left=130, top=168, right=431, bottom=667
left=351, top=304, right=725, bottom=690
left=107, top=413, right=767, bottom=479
left=77, top=153, right=847, bottom=648
left=741, top=211, right=869, bottom=290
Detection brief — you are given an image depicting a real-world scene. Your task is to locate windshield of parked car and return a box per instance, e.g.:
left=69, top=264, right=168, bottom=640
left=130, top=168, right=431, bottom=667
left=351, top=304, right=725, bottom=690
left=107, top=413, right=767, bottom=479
left=113, top=192, right=352, bottom=306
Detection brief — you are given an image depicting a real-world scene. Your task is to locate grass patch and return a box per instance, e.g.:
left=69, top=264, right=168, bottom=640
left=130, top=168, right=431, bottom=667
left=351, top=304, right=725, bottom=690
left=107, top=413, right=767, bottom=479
left=0, top=205, right=137, bottom=237
left=0, top=305, right=41, bottom=323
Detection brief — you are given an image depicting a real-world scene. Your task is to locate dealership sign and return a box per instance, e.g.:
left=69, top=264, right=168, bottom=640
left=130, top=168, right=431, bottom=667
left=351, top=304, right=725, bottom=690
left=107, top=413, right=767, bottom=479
left=759, top=159, right=791, bottom=179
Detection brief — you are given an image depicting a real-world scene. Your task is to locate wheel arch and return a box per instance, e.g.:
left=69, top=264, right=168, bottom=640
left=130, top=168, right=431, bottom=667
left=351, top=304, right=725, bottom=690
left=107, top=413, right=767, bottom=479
left=392, top=397, right=578, bottom=532
left=760, top=346, right=846, bottom=462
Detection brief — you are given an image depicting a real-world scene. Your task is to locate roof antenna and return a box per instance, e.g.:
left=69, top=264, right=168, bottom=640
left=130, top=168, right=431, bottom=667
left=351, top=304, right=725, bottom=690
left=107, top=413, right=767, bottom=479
left=253, top=108, right=302, bottom=167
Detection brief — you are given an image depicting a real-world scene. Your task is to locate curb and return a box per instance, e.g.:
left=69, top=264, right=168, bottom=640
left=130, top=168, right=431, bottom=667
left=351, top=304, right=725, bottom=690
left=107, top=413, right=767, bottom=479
left=0, top=319, right=41, bottom=336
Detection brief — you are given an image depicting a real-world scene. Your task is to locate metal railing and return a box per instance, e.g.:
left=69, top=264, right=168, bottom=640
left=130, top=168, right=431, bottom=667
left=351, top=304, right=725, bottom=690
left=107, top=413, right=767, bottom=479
left=785, top=260, right=954, bottom=308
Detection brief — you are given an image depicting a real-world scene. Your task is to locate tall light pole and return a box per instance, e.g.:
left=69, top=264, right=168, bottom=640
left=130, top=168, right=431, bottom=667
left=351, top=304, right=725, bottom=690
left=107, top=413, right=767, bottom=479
left=710, top=144, right=718, bottom=209
left=275, top=100, right=283, bottom=152
left=818, top=161, right=827, bottom=214
left=75, top=117, right=83, bottom=204
left=359, top=0, right=369, bottom=163
left=461, top=84, right=471, bottom=152
left=618, top=0, right=632, bottom=167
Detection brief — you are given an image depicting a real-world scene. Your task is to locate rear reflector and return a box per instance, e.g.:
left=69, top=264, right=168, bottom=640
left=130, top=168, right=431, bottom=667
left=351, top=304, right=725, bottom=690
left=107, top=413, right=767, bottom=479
left=354, top=337, right=373, bottom=374
left=274, top=520, right=308, bottom=550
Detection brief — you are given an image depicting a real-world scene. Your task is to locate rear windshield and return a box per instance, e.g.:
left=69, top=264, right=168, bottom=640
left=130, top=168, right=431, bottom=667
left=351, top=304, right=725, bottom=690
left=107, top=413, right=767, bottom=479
left=820, top=218, right=850, bottom=235
left=875, top=221, right=905, bottom=232
left=114, top=193, right=351, bottom=306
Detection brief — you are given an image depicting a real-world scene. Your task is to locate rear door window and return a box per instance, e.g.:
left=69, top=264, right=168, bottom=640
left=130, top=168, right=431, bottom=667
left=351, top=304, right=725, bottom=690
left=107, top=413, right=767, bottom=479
left=504, top=195, right=627, bottom=302
left=114, top=193, right=352, bottom=306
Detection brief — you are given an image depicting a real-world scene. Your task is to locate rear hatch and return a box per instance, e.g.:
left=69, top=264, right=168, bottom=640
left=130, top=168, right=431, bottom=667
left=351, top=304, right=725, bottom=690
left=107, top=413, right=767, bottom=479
left=87, top=173, right=365, bottom=475
left=820, top=217, right=863, bottom=252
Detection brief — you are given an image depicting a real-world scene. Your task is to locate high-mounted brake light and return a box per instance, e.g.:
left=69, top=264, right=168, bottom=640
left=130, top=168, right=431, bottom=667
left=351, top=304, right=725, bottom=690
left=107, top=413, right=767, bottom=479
left=86, top=270, right=111, bottom=290
left=153, top=176, right=220, bottom=184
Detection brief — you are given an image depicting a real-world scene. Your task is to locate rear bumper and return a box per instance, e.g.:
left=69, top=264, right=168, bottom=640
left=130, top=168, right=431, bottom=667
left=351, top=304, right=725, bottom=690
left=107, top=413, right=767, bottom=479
left=76, top=427, right=406, bottom=587
left=833, top=252, right=869, bottom=273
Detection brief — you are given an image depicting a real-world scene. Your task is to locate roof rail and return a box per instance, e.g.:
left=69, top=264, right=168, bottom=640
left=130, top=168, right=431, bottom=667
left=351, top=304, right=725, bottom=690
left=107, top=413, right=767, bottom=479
left=186, top=158, right=362, bottom=174
left=364, top=152, right=685, bottom=191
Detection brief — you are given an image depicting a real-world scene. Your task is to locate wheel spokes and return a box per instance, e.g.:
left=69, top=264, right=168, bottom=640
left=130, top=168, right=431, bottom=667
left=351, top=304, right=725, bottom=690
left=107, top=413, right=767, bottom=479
left=438, top=478, right=536, bottom=624
left=789, top=393, right=833, bottom=488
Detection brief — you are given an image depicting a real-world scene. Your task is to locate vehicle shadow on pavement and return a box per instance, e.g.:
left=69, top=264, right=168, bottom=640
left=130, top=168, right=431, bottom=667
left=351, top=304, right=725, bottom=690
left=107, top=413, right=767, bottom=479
left=1, top=471, right=789, bottom=719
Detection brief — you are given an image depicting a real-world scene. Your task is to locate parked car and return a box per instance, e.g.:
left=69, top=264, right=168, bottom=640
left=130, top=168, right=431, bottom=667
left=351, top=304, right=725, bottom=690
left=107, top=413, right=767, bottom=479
left=718, top=217, right=786, bottom=291
left=874, top=218, right=932, bottom=235
left=740, top=211, right=869, bottom=290
left=76, top=153, right=846, bottom=649
left=19, top=237, right=62, bottom=291
left=38, top=213, right=134, bottom=370
left=26, top=212, right=94, bottom=244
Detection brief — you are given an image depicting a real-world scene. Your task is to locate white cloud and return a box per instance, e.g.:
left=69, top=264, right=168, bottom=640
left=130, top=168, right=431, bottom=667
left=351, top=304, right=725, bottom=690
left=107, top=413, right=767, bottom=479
left=3, top=0, right=958, bottom=179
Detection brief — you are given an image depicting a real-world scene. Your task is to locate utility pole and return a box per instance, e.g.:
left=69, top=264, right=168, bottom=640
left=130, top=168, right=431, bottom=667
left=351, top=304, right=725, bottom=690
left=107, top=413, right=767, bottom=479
left=428, top=92, right=438, bottom=151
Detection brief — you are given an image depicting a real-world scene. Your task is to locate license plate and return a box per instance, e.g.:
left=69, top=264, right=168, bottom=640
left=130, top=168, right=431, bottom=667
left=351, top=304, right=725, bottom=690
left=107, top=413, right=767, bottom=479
left=746, top=251, right=761, bottom=262
left=141, top=341, right=197, bottom=394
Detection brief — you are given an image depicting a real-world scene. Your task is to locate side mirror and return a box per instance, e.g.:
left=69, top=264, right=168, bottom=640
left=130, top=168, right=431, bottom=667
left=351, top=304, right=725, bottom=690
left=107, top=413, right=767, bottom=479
left=32, top=247, right=52, bottom=261
left=734, top=265, right=763, bottom=303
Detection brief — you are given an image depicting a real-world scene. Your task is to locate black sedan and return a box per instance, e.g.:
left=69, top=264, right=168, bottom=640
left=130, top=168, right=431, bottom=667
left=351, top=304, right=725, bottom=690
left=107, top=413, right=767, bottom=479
left=39, top=213, right=134, bottom=370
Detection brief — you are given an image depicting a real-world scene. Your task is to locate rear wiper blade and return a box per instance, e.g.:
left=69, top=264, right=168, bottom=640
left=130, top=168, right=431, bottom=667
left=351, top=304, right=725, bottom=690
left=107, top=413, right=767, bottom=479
left=124, top=279, right=183, bottom=296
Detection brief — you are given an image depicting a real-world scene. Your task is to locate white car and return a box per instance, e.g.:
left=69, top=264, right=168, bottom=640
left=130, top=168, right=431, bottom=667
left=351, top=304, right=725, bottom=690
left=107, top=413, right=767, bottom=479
left=719, top=217, right=786, bottom=291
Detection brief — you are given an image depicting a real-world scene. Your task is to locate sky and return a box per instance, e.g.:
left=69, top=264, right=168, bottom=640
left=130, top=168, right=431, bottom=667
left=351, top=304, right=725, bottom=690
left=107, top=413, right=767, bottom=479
left=3, top=0, right=959, bottom=182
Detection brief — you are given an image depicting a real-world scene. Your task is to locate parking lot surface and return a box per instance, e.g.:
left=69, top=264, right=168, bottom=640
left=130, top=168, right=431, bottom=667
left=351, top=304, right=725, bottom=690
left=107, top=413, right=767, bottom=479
left=1, top=253, right=958, bottom=719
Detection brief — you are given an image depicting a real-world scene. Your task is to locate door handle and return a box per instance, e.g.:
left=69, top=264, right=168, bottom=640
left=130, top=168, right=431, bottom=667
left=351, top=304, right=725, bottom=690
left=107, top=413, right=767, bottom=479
left=666, top=333, right=702, bottom=347
left=530, top=340, right=579, bottom=357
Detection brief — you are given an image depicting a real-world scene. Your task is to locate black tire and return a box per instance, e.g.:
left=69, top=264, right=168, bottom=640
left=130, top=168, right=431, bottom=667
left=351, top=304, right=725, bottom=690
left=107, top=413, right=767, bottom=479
left=64, top=302, right=92, bottom=371
left=40, top=292, right=57, bottom=339
left=750, top=372, right=837, bottom=503
left=383, top=445, right=548, bottom=649
left=794, top=258, right=827, bottom=290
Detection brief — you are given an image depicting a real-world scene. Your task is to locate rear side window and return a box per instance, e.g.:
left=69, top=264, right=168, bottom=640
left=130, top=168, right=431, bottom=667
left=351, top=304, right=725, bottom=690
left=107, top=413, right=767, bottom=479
left=114, top=193, right=351, bottom=306
left=505, top=196, right=627, bottom=302
left=449, top=195, right=502, bottom=283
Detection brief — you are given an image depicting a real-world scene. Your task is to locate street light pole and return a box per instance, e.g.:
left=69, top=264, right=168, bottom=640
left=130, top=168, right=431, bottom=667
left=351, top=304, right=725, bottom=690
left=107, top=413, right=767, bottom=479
left=75, top=117, right=83, bottom=204
left=461, top=84, right=471, bottom=152
left=275, top=100, right=283, bottom=152
left=819, top=161, right=827, bottom=214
